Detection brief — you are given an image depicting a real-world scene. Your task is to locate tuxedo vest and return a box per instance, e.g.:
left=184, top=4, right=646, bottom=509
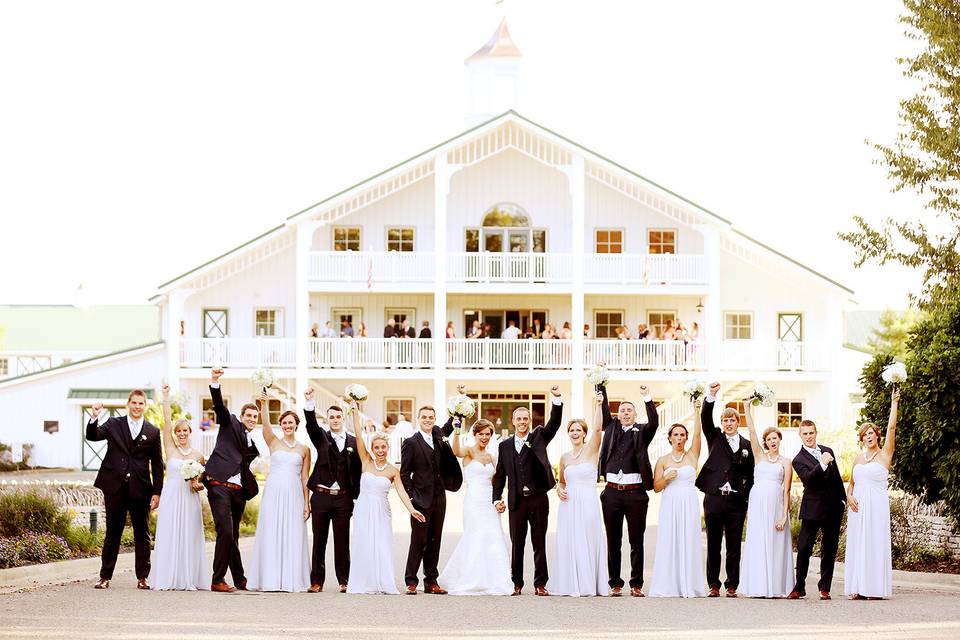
left=606, top=428, right=641, bottom=477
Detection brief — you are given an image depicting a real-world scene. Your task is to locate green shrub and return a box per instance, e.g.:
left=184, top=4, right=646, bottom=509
left=64, top=524, right=103, bottom=554
left=200, top=495, right=259, bottom=540
left=0, top=492, right=71, bottom=538
left=0, top=537, right=19, bottom=568
left=0, top=532, right=71, bottom=566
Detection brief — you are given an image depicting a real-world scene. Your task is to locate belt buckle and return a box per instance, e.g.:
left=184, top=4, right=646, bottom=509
left=719, top=487, right=731, bottom=496
left=329, top=489, right=339, bottom=496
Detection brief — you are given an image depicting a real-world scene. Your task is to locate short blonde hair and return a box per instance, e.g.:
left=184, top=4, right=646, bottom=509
left=370, top=433, right=390, bottom=448
left=721, top=407, right=740, bottom=420
left=173, top=418, right=192, bottom=433
left=761, top=426, right=782, bottom=450
left=858, top=422, right=882, bottom=443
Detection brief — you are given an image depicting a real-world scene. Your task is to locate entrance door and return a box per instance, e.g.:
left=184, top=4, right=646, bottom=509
left=473, top=393, right=547, bottom=438
left=484, top=311, right=504, bottom=338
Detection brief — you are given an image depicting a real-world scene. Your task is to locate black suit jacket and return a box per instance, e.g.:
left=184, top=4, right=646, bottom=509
left=203, top=385, right=260, bottom=500
left=304, top=407, right=362, bottom=499
left=793, top=445, right=846, bottom=521
left=418, top=327, right=432, bottom=339
left=492, top=401, right=563, bottom=509
left=400, top=422, right=463, bottom=510
left=695, top=399, right=754, bottom=499
left=597, top=385, right=659, bottom=489
left=86, top=416, right=163, bottom=499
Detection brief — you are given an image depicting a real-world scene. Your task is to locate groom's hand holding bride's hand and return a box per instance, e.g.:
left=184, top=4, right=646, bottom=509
left=150, top=495, right=160, bottom=511
left=557, top=485, right=568, bottom=501
left=495, top=500, right=506, bottom=513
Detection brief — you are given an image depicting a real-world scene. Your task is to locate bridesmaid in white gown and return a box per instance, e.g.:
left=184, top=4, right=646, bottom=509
left=438, top=412, right=513, bottom=595
left=346, top=398, right=425, bottom=595
left=149, top=385, right=210, bottom=590
left=551, top=394, right=607, bottom=596
left=846, top=387, right=899, bottom=600
left=648, top=397, right=705, bottom=598
left=247, top=392, right=311, bottom=592
left=739, top=402, right=794, bottom=598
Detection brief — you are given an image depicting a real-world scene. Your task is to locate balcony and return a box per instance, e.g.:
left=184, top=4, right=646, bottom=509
left=180, top=338, right=296, bottom=368
left=309, top=251, right=434, bottom=286
left=584, top=254, right=708, bottom=287
left=583, top=339, right=706, bottom=371
left=445, top=339, right=572, bottom=370
left=719, top=340, right=826, bottom=372
left=309, top=338, right=432, bottom=369
left=446, top=252, right=572, bottom=284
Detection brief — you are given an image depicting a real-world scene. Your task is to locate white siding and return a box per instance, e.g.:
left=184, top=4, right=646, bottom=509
left=310, top=293, right=434, bottom=335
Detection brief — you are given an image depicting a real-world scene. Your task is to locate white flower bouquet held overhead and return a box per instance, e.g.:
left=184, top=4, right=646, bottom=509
left=682, top=379, right=706, bottom=403
left=747, top=382, right=775, bottom=407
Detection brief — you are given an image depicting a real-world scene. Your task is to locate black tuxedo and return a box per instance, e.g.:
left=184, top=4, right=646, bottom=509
left=400, top=422, right=462, bottom=588
left=793, top=444, right=846, bottom=594
left=304, top=406, right=361, bottom=587
left=205, top=384, right=260, bottom=585
left=492, top=400, right=563, bottom=589
left=696, top=398, right=754, bottom=590
left=597, top=386, right=658, bottom=589
left=85, top=415, right=163, bottom=580
left=418, top=327, right=431, bottom=339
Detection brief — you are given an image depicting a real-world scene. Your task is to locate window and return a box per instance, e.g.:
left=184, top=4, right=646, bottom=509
left=647, top=310, right=677, bottom=338
left=333, top=226, right=361, bottom=251
left=266, top=399, right=282, bottom=425
left=255, top=308, right=282, bottom=337
left=0, top=358, right=7, bottom=377
left=385, top=398, right=415, bottom=423
left=724, top=401, right=747, bottom=428
left=43, top=420, right=59, bottom=434
left=387, top=227, right=414, bottom=252
left=724, top=312, right=753, bottom=340
left=594, top=310, right=624, bottom=339
left=203, top=309, right=228, bottom=338
left=385, top=308, right=415, bottom=331
left=595, top=229, right=623, bottom=254
left=331, top=308, right=361, bottom=336
left=465, top=228, right=480, bottom=252
left=648, top=229, right=676, bottom=254
left=778, top=313, right=802, bottom=341
left=777, top=401, right=804, bottom=429
left=532, top=229, right=546, bottom=253
left=201, top=396, right=228, bottom=430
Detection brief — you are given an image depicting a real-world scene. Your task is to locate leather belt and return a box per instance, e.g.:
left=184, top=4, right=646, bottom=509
left=718, top=487, right=738, bottom=496
left=207, top=478, right=242, bottom=491
left=313, top=486, right=344, bottom=496
left=606, top=482, right=643, bottom=491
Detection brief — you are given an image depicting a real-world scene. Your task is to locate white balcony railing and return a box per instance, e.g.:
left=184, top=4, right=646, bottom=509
left=447, top=252, right=572, bottom=284
left=584, top=254, right=708, bottom=285
left=309, top=338, right=433, bottom=369
left=180, top=338, right=296, bottom=368
left=719, top=340, right=825, bottom=371
left=309, top=251, right=434, bottom=284
left=583, top=339, right=706, bottom=371
left=445, top=339, right=572, bottom=369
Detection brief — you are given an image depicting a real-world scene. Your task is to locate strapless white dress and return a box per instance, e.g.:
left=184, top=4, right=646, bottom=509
left=149, top=458, right=210, bottom=590
left=348, top=472, right=398, bottom=594
left=551, top=462, right=608, bottom=596
left=648, top=465, right=705, bottom=597
left=845, top=462, right=893, bottom=598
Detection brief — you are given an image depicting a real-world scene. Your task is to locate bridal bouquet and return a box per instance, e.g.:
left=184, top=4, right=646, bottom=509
left=252, top=368, right=274, bottom=391
left=682, top=379, right=706, bottom=402
left=180, top=460, right=205, bottom=489
left=881, top=361, right=907, bottom=389
left=747, top=382, right=775, bottom=407
left=345, top=383, right=369, bottom=403
left=446, top=393, right=476, bottom=420
left=586, top=364, right=609, bottom=393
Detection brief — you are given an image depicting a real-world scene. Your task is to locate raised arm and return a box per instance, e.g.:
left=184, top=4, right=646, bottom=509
left=700, top=382, right=720, bottom=442
left=744, top=401, right=763, bottom=461
left=639, top=384, right=658, bottom=444
left=85, top=403, right=107, bottom=441
left=540, top=386, right=564, bottom=444
left=259, top=390, right=277, bottom=449
left=450, top=417, right=467, bottom=459
left=349, top=399, right=371, bottom=465
left=585, top=394, right=604, bottom=458
left=392, top=473, right=426, bottom=523
left=599, top=384, right=613, bottom=431
left=160, top=384, right=174, bottom=458
left=209, top=368, right=232, bottom=428
left=302, top=387, right=330, bottom=451
left=882, top=387, right=900, bottom=463
left=690, top=399, right=703, bottom=461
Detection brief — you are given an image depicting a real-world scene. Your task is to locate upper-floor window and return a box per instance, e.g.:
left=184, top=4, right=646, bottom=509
left=777, top=400, right=804, bottom=428
left=333, top=226, right=361, bottom=251
left=595, top=229, right=623, bottom=254
left=647, top=310, right=677, bottom=338
left=648, top=229, right=676, bottom=254
left=724, top=312, right=753, bottom=340
left=778, top=313, right=802, bottom=342
left=255, top=308, right=282, bottom=337
left=385, top=397, right=414, bottom=423
left=594, top=310, right=624, bottom=339
left=467, top=203, right=546, bottom=253
left=387, top=227, right=414, bottom=252
left=0, top=358, right=8, bottom=377
left=203, top=309, right=228, bottom=338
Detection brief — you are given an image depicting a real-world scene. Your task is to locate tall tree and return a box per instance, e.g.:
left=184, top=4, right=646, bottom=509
left=866, top=307, right=926, bottom=358
left=839, top=0, right=960, bottom=307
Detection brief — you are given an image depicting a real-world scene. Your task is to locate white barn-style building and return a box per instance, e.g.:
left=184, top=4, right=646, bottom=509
left=0, top=22, right=860, bottom=471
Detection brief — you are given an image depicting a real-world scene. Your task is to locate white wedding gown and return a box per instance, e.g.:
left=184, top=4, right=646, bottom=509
left=438, top=460, right=513, bottom=595
left=740, top=461, right=794, bottom=597
left=149, top=458, right=210, bottom=590
left=348, top=472, right=398, bottom=594
left=844, top=462, right=893, bottom=598
left=247, top=449, right=311, bottom=592
left=648, top=465, right=705, bottom=597
left=551, top=462, right=607, bottom=596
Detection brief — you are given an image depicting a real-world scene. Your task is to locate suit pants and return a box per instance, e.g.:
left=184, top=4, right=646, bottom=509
left=101, top=487, right=151, bottom=580
left=703, top=493, right=748, bottom=590
left=600, top=487, right=649, bottom=588
left=405, top=493, right=446, bottom=588
left=794, top=509, right=843, bottom=594
left=508, top=492, right=550, bottom=589
left=208, top=484, right=247, bottom=584
left=310, top=491, right=354, bottom=587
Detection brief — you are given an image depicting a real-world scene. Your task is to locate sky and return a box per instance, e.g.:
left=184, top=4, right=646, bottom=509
left=0, top=0, right=926, bottom=308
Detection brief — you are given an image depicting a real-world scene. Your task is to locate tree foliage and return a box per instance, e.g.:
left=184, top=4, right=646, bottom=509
left=866, top=307, right=927, bottom=358
left=839, top=0, right=960, bottom=307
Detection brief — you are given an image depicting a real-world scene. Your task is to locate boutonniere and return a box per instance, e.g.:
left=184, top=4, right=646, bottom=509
left=741, top=449, right=749, bottom=458
left=140, top=435, right=147, bottom=442
left=346, top=447, right=354, bottom=453
left=524, top=441, right=532, bottom=449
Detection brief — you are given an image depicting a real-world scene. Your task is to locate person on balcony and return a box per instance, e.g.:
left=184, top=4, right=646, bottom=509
left=636, top=323, right=651, bottom=340
left=501, top=320, right=521, bottom=340
left=310, top=323, right=320, bottom=338
left=321, top=321, right=337, bottom=338
left=419, top=321, right=431, bottom=339
left=467, top=320, right=482, bottom=339
left=357, top=322, right=368, bottom=338
left=383, top=323, right=395, bottom=339
left=660, top=321, right=677, bottom=340
left=531, top=318, right=543, bottom=338
left=400, top=318, right=416, bottom=338
left=560, top=322, right=573, bottom=340
left=340, top=320, right=354, bottom=338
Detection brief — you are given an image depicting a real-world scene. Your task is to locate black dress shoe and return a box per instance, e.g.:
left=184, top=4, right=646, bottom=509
left=94, top=579, right=110, bottom=589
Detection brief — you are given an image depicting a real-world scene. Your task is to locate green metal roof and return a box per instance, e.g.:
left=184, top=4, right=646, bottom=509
left=0, top=305, right=160, bottom=352
left=68, top=388, right=155, bottom=400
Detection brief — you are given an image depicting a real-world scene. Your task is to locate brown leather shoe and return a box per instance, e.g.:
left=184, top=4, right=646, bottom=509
left=234, top=579, right=247, bottom=591
left=511, top=585, right=522, bottom=596
left=93, top=579, right=110, bottom=589
left=424, top=584, right=448, bottom=595
left=535, top=586, right=550, bottom=596
left=819, top=591, right=831, bottom=600
left=136, top=579, right=150, bottom=590
left=726, top=588, right=738, bottom=598
left=307, top=584, right=322, bottom=593
left=707, top=587, right=720, bottom=597
left=610, top=586, right=622, bottom=597
left=211, top=582, right=236, bottom=593
left=339, top=584, right=347, bottom=593
left=405, top=585, right=418, bottom=595
left=786, top=590, right=803, bottom=600
left=630, top=587, right=645, bottom=597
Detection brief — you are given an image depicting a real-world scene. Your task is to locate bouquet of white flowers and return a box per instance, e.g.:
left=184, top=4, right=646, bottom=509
left=252, top=368, right=274, bottom=391
left=446, top=394, right=476, bottom=420
left=747, top=382, right=775, bottom=407
left=682, top=379, right=706, bottom=402
left=345, top=383, right=369, bottom=403
left=586, top=364, right=609, bottom=393
left=180, top=459, right=205, bottom=481
left=881, top=361, right=907, bottom=389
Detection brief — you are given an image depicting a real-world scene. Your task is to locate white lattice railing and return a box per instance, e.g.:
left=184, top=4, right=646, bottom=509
left=584, top=254, right=708, bottom=286
left=446, top=252, right=572, bottom=284
left=179, top=338, right=296, bottom=368
left=719, top=340, right=825, bottom=371
left=445, top=338, right=572, bottom=369
left=308, top=251, right=434, bottom=284
left=309, top=338, right=433, bottom=369
left=583, top=339, right=706, bottom=371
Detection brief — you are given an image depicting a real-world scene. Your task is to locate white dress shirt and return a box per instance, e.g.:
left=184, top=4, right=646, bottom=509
left=127, top=416, right=144, bottom=441
left=727, top=434, right=740, bottom=453
left=607, top=424, right=643, bottom=485
left=804, top=445, right=828, bottom=471
left=419, top=430, right=434, bottom=449
left=514, top=434, right=527, bottom=454
left=501, top=326, right=521, bottom=340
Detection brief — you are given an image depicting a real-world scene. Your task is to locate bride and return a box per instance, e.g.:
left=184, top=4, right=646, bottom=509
left=438, top=406, right=513, bottom=596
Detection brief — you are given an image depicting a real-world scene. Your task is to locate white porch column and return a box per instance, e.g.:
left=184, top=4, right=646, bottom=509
left=295, top=220, right=322, bottom=403
left=164, top=288, right=193, bottom=393
left=565, top=156, right=586, bottom=417
left=433, top=155, right=454, bottom=408
left=699, top=226, right=722, bottom=379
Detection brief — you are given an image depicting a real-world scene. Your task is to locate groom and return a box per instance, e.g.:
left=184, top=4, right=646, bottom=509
left=696, top=382, right=754, bottom=597
left=85, top=390, right=163, bottom=589
left=205, top=368, right=260, bottom=592
left=597, top=383, right=658, bottom=597
left=789, top=419, right=846, bottom=600
left=400, top=405, right=463, bottom=594
left=493, top=386, right=563, bottom=596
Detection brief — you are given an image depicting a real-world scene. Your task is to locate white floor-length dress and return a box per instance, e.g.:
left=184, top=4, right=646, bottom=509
left=739, top=461, right=794, bottom=597
left=844, top=462, right=893, bottom=598
left=347, top=472, right=398, bottom=594
left=648, top=465, right=705, bottom=597
left=551, top=462, right=608, bottom=597
left=149, top=458, right=211, bottom=590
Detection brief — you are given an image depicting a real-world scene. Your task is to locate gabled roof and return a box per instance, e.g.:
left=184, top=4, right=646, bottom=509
left=0, top=341, right=164, bottom=387
left=155, top=110, right=852, bottom=296
left=466, top=18, right=522, bottom=61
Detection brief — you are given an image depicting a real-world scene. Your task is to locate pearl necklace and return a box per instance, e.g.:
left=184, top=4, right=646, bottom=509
left=374, top=459, right=388, bottom=472
left=864, top=448, right=880, bottom=463
left=766, top=452, right=780, bottom=464
left=670, top=451, right=685, bottom=463
left=570, top=446, right=585, bottom=460
left=175, top=443, right=192, bottom=457
left=281, top=438, right=298, bottom=449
